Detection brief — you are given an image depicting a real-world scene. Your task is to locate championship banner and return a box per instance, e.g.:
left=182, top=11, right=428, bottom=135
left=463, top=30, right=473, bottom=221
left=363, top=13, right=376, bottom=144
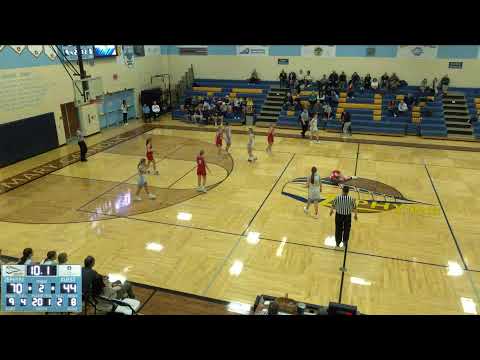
left=43, top=46, right=57, bottom=60
left=397, top=45, right=438, bottom=58
left=28, top=45, right=44, bottom=57
left=301, top=45, right=336, bottom=57
left=144, top=45, right=161, bottom=56
left=237, top=45, right=269, bottom=56
left=10, top=45, right=25, bottom=54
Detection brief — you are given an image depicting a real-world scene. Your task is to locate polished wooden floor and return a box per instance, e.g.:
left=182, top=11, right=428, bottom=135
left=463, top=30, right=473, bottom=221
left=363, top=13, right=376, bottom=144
left=1, top=117, right=480, bottom=315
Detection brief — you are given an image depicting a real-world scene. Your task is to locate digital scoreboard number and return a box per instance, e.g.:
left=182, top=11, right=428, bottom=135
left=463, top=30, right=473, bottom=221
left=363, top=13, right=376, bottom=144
left=1, top=265, right=82, bottom=313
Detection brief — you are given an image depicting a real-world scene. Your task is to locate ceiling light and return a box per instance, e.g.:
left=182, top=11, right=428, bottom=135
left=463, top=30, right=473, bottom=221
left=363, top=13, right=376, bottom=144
left=350, top=277, right=372, bottom=286
left=447, top=261, right=464, bottom=277
left=145, top=242, right=164, bottom=252
left=177, top=212, right=192, bottom=221
left=229, top=260, right=243, bottom=276
left=246, top=231, right=260, bottom=245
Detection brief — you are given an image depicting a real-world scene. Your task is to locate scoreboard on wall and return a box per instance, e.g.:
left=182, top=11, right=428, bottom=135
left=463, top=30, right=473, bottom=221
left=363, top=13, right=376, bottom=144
left=1, top=264, right=82, bottom=313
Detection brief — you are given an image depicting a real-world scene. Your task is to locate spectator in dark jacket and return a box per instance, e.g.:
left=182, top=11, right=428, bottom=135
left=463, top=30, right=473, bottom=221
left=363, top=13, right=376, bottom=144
left=440, top=75, right=450, bottom=94
left=279, top=70, right=288, bottom=88
left=339, top=71, right=347, bottom=89
left=82, top=256, right=99, bottom=299
left=380, top=73, right=389, bottom=89
left=328, top=71, right=339, bottom=86
left=364, top=74, right=372, bottom=90
left=351, top=72, right=360, bottom=87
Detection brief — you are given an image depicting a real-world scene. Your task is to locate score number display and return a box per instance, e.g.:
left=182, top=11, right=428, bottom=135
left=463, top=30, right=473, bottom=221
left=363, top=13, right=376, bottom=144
left=1, top=265, right=82, bottom=313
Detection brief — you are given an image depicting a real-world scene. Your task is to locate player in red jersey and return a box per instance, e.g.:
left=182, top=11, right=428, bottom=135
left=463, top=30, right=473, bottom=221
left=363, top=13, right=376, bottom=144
left=330, top=169, right=356, bottom=184
left=196, top=149, right=210, bottom=193
left=266, top=124, right=275, bottom=154
left=215, top=126, right=224, bottom=156
left=145, top=138, right=159, bottom=175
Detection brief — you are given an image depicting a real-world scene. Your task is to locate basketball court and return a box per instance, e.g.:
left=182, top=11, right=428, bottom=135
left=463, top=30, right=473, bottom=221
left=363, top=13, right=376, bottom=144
left=1, top=116, right=479, bottom=314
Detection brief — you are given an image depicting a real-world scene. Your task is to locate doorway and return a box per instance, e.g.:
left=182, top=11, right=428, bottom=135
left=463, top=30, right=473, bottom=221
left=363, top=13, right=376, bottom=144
left=60, top=102, right=79, bottom=141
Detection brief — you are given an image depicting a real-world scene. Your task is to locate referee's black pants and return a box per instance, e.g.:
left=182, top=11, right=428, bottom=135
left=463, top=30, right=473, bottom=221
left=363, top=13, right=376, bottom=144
left=335, top=213, right=352, bottom=246
left=78, top=140, right=88, bottom=161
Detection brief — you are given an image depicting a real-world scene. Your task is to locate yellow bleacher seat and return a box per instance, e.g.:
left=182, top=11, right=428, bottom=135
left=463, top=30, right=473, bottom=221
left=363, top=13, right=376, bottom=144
left=339, top=98, right=347, bottom=103
left=475, top=98, right=480, bottom=104
left=207, top=92, right=214, bottom=97
left=193, top=87, right=222, bottom=92
left=336, top=108, right=344, bottom=113
left=427, top=96, right=434, bottom=101
left=476, top=103, right=480, bottom=110
left=413, top=106, right=420, bottom=112
left=412, top=117, right=421, bottom=124
left=412, top=111, right=420, bottom=117
left=336, top=113, right=342, bottom=119
left=373, top=109, right=382, bottom=116
left=419, top=102, right=426, bottom=107
left=374, top=94, right=382, bottom=99
left=229, top=93, right=237, bottom=98
left=373, top=115, right=381, bottom=121
left=232, top=88, right=263, bottom=94
left=301, top=101, right=310, bottom=108
left=395, top=95, right=405, bottom=100
left=287, top=111, right=294, bottom=116
left=340, top=92, right=346, bottom=97
left=338, top=103, right=381, bottom=110
left=300, top=91, right=314, bottom=96
left=374, top=99, right=382, bottom=105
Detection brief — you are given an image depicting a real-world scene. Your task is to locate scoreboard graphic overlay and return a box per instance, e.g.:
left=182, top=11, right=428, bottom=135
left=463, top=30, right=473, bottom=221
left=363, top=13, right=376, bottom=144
left=1, top=265, right=82, bottom=312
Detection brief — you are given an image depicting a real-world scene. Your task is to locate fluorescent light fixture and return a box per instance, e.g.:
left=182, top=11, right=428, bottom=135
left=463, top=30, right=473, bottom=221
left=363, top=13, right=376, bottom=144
left=460, top=297, right=477, bottom=315
left=350, top=277, right=372, bottom=286
left=108, top=273, right=127, bottom=284
left=324, top=236, right=336, bottom=247
left=447, top=261, right=464, bottom=277
left=177, top=212, right=192, bottom=221
left=227, top=302, right=252, bottom=314
left=276, top=237, right=287, bottom=257
left=229, top=260, right=243, bottom=276
left=145, top=242, right=164, bottom=252
left=246, top=231, right=260, bottom=245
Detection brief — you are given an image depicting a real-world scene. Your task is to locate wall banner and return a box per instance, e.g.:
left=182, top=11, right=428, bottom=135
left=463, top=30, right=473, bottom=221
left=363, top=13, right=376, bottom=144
left=28, top=45, right=44, bottom=57
left=144, top=45, right=161, bottom=56
left=397, top=45, right=438, bottom=58
left=301, top=45, right=336, bottom=57
left=10, top=45, right=25, bottom=54
left=237, top=45, right=269, bottom=56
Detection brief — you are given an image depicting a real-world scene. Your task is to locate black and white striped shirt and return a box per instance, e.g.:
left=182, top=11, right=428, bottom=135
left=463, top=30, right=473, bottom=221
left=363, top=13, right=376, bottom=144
left=332, top=194, right=356, bottom=215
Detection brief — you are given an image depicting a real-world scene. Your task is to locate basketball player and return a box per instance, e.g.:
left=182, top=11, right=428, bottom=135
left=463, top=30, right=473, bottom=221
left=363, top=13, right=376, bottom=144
left=247, top=128, right=257, bottom=162
left=134, top=158, right=156, bottom=201
left=215, top=126, right=224, bottom=156
left=266, top=124, right=275, bottom=154
left=196, top=149, right=210, bottom=193
left=145, top=138, right=159, bottom=175
left=224, top=122, right=232, bottom=153
left=309, top=113, right=320, bottom=143
left=330, top=169, right=357, bottom=184
left=304, top=166, right=322, bottom=218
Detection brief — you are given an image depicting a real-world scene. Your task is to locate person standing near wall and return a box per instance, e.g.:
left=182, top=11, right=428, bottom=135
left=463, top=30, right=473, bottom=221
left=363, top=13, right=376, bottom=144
left=77, top=129, right=88, bottom=162
left=300, top=108, right=309, bottom=138
left=121, top=100, right=129, bottom=126
left=330, top=186, right=358, bottom=248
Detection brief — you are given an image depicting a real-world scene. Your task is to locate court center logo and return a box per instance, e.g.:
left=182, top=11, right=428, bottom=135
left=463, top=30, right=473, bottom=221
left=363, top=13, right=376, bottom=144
left=282, top=176, right=439, bottom=215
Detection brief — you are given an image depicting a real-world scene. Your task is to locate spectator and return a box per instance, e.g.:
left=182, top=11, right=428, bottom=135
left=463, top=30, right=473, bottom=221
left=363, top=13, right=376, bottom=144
left=249, top=69, right=260, bottom=83
left=18, top=248, right=33, bottom=265
left=82, top=255, right=99, bottom=299
left=420, top=78, right=428, bottom=93
left=304, top=70, right=313, bottom=85
left=346, top=81, right=355, bottom=99
left=308, top=92, right=317, bottom=108
left=121, top=100, right=128, bottom=126
left=328, top=71, right=339, bottom=87
left=312, top=100, right=322, bottom=115
left=288, top=71, right=296, bottom=89
left=279, top=69, right=287, bottom=88
left=389, top=73, right=400, bottom=91
left=387, top=100, right=398, bottom=117
left=440, top=75, right=450, bottom=94
left=41, top=251, right=58, bottom=265
left=318, top=75, right=328, bottom=92
left=142, top=104, right=151, bottom=122
left=323, top=102, right=332, bottom=120
left=95, top=275, right=136, bottom=301
left=339, top=71, right=347, bottom=89
left=380, top=73, right=389, bottom=89
left=398, top=100, right=408, bottom=115
left=364, top=74, right=372, bottom=90
left=341, top=111, right=352, bottom=137
left=151, top=101, right=161, bottom=120
left=351, top=72, right=360, bottom=87
left=371, top=78, right=379, bottom=91
left=58, top=252, right=68, bottom=265
left=76, top=129, right=88, bottom=162
left=432, top=77, right=439, bottom=96
left=192, top=106, right=203, bottom=124
left=329, top=90, right=339, bottom=107
left=300, top=109, right=309, bottom=138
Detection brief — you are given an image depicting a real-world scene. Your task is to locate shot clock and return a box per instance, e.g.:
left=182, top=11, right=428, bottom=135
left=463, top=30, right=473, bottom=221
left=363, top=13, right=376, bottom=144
left=1, top=264, right=82, bottom=312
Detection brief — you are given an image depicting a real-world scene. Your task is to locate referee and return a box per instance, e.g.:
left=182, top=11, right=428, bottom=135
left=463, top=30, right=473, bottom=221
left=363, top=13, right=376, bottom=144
left=330, top=186, right=357, bottom=247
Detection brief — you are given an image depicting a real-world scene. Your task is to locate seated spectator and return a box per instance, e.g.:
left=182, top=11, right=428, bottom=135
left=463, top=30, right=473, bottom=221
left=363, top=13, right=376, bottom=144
left=142, top=104, right=151, bottom=122
left=328, top=71, right=339, bottom=87
left=432, top=77, right=439, bottom=96
left=41, top=251, right=58, bottom=265
left=58, top=252, right=68, bottom=265
left=329, top=90, right=339, bottom=107
left=90, top=274, right=138, bottom=314
left=151, top=101, right=161, bottom=119
left=351, top=72, right=360, bottom=87
left=318, top=91, right=326, bottom=102
left=323, top=102, right=332, bottom=120
left=308, top=92, right=317, bottom=107
left=380, top=73, right=389, bottom=89
left=387, top=100, right=398, bottom=117
left=338, top=71, right=347, bottom=89
left=18, top=248, right=33, bottom=265
left=304, top=70, right=313, bottom=85
left=318, top=75, right=328, bottom=92
left=364, top=74, right=372, bottom=90
left=312, top=100, right=322, bottom=115
left=279, top=69, right=288, bottom=88
left=346, top=81, right=355, bottom=99
left=82, top=255, right=99, bottom=299
left=371, top=78, right=379, bottom=90
left=192, top=106, right=203, bottom=124
left=420, top=78, right=428, bottom=93
left=398, top=100, right=408, bottom=115
left=440, top=74, right=450, bottom=94
left=95, top=275, right=136, bottom=300
left=249, top=69, right=260, bottom=83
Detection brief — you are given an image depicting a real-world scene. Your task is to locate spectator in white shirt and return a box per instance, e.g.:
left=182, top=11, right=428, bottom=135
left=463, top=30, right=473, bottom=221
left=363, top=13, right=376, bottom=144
left=371, top=78, right=379, bottom=90
left=121, top=100, right=128, bottom=126
left=18, top=248, right=33, bottom=265
left=152, top=101, right=161, bottom=120
left=398, top=100, right=408, bottom=114
left=304, top=70, right=313, bottom=85
left=41, top=251, right=58, bottom=265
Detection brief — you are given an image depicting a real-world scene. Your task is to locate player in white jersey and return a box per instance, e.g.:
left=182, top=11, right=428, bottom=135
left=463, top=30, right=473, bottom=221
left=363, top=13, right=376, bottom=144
left=247, top=128, right=257, bottom=162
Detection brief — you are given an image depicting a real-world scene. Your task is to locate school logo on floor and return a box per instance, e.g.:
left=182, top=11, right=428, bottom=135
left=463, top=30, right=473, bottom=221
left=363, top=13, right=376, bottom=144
left=281, top=177, right=439, bottom=215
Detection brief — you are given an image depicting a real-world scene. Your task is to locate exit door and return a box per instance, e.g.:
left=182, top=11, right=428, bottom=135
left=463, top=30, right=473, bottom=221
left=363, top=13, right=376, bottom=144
left=60, top=102, right=80, bottom=141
